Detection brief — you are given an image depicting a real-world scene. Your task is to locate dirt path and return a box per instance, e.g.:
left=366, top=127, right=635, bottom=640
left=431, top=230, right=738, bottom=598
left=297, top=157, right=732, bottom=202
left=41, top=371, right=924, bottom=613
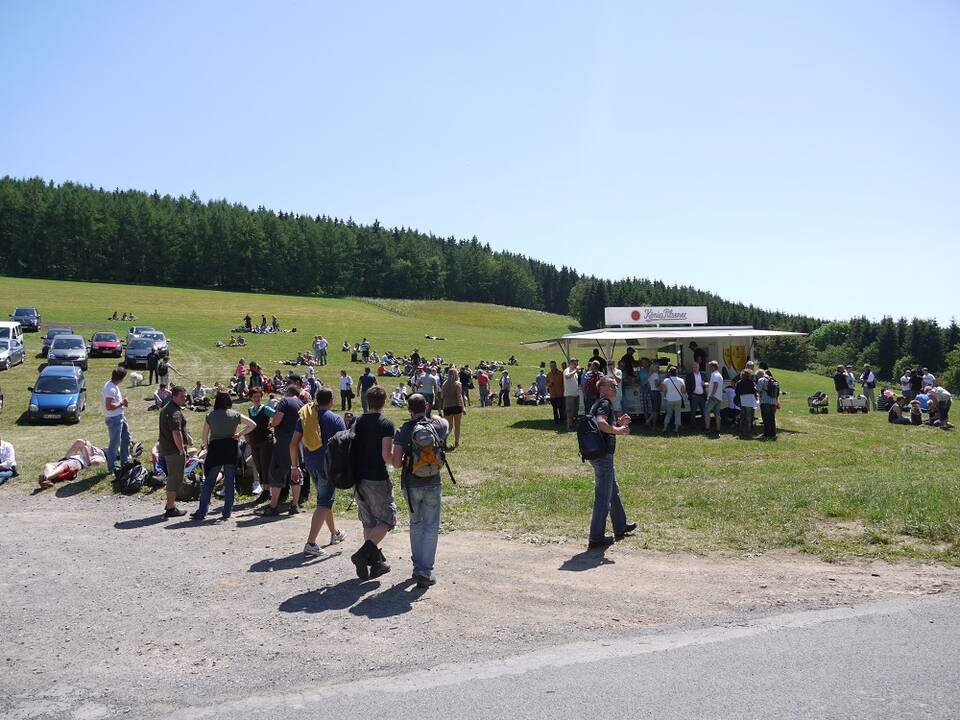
left=1, top=489, right=956, bottom=719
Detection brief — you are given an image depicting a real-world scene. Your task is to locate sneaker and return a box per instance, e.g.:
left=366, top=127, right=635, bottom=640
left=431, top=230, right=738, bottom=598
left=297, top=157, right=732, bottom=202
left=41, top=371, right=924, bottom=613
left=303, top=542, right=325, bottom=557
left=189, top=511, right=206, bottom=521
left=214, top=487, right=225, bottom=499
left=260, top=505, right=280, bottom=517
left=414, top=573, right=436, bottom=588
left=615, top=522, right=638, bottom=540
left=288, top=504, right=301, bottom=515
left=330, top=529, right=346, bottom=545
left=587, top=536, right=615, bottom=549
left=369, top=561, right=391, bottom=579
left=164, top=506, right=186, bottom=519
left=250, top=482, right=263, bottom=496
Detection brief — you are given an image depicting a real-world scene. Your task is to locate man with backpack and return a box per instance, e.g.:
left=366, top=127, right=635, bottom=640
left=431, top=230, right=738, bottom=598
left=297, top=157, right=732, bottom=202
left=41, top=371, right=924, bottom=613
left=756, top=369, right=779, bottom=440
left=359, top=367, right=377, bottom=412
left=581, top=360, right=603, bottom=411
left=584, top=376, right=636, bottom=549
left=349, top=386, right=396, bottom=580
left=293, top=389, right=347, bottom=556
left=392, top=393, right=450, bottom=588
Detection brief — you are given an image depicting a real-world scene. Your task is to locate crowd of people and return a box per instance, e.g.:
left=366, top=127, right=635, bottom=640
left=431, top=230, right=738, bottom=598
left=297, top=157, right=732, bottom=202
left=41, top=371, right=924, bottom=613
left=831, top=363, right=953, bottom=429
left=8, top=328, right=953, bottom=579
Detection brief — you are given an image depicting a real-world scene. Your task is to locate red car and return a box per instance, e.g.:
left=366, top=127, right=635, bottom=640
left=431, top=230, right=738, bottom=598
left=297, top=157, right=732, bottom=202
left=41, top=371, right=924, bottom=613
left=90, top=331, right=122, bottom=358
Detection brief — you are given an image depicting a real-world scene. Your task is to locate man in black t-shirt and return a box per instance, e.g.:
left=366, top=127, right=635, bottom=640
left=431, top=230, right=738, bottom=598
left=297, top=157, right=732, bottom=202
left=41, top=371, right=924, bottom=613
left=359, top=367, right=377, bottom=412
left=587, top=376, right=637, bottom=549
left=349, top=386, right=397, bottom=580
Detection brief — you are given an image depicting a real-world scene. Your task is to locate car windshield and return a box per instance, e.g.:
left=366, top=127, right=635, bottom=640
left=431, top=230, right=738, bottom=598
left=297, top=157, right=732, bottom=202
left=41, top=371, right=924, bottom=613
left=0, top=341, right=9, bottom=351
left=47, top=329, right=70, bottom=339
left=130, top=339, right=153, bottom=349
left=35, top=376, right=79, bottom=394
left=53, top=338, right=85, bottom=350
left=93, top=333, right=117, bottom=342
left=142, top=332, right=164, bottom=340
left=15, top=308, right=36, bottom=316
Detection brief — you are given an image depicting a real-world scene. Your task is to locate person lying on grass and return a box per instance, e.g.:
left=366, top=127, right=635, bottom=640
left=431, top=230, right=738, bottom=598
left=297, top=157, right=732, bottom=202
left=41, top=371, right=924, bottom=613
left=38, top=439, right=106, bottom=489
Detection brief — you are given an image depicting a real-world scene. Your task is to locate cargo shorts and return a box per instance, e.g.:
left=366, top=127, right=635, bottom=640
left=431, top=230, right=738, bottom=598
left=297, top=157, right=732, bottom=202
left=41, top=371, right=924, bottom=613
left=355, top=478, right=397, bottom=530
left=163, top=453, right=185, bottom=493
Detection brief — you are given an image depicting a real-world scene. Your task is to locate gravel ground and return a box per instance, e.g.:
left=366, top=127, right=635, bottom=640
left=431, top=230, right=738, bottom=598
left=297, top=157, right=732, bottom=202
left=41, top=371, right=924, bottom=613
left=1, top=488, right=957, bottom=719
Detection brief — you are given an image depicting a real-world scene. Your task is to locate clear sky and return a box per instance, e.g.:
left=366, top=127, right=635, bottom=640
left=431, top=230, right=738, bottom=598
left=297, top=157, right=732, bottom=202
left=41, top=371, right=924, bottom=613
left=2, top=1, right=957, bottom=324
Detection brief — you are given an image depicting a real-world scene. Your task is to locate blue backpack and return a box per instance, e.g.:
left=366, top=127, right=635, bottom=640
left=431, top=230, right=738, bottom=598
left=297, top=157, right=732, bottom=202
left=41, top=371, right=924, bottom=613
left=576, top=402, right=608, bottom=462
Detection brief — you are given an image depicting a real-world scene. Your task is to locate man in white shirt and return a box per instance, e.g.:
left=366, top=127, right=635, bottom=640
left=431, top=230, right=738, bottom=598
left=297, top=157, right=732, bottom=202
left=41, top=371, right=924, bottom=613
left=563, top=358, right=581, bottom=431
left=704, top=361, right=724, bottom=437
left=339, top=370, right=353, bottom=411
left=922, top=368, right=936, bottom=388
left=103, top=367, right=131, bottom=476
left=0, top=433, right=16, bottom=484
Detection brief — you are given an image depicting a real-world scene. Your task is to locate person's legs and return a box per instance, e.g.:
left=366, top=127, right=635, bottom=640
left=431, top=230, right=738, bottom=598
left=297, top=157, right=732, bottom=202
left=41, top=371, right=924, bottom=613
left=565, top=396, right=578, bottom=429
left=760, top=404, right=775, bottom=437
left=0, top=469, right=14, bottom=485
left=588, top=454, right=615, bottom=541
left=195, top=464, right=219, bottom=518
left=739, top=407, right=755, bottom=439
left=221, top=464, right=236, bottom=518
left=940, top=399, right=951, bottom=425
left=360, top=390, right=369, bottom=413
left=408, top=484, right=442, bottom=579
left=341, top=390, right=347, bottom=411
left=864, top=387, right=876, bottom=411
left=105, top=416, right=122, bottom=473
left=164, top=454, right=185, bottom=512
left=119, top=417, right=131, bottom=466
left=451, top=413, right=462, bottom=447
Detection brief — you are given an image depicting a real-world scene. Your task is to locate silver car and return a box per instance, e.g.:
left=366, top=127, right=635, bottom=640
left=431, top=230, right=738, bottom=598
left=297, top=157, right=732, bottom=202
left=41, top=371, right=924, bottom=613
left=47, top=334, right=89, bottom=371
left=127, top=325, right=156, bottom=343
left=0, top=338, right=26, bottom=370
left=140, top=330, right=169, bottom=358
left=124, top=336, right=155, bottom=368
left=42, top=327, right=73, bottom=357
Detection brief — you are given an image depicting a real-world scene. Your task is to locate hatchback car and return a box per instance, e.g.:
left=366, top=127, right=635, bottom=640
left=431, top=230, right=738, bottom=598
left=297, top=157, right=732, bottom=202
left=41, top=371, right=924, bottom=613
left=42, top=327, right=73, bottom=357
left=124, top=336, right=156, bottom=368
left=127, top=325, right=156, bottom=342
left=47, top=334, right=89, bottom=371
left=140, top=330, right=169, bottom=358
left=27, top=365, right=86, bottom=423
left=10, top=307, right=41, bottom=332
left=0, top=338, right=26, bottom=370
left=90, top=331, right=123, bottom=358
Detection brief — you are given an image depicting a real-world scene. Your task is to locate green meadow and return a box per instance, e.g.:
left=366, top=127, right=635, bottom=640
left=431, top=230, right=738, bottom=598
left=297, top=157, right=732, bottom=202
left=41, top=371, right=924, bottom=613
left=1, top=276, right=958, bottom=563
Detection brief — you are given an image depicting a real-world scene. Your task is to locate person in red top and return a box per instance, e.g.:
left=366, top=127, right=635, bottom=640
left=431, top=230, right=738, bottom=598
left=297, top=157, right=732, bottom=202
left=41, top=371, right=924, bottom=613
left=476, top=369, right=490, bottom=407
left=546, top=360, right=564, bottom=426
left=235, top=358, right=247, bottom=397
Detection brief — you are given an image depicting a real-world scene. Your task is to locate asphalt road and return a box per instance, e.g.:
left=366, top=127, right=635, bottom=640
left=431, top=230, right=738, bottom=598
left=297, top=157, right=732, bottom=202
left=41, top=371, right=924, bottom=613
left=167, top=595, right=960, bottom=720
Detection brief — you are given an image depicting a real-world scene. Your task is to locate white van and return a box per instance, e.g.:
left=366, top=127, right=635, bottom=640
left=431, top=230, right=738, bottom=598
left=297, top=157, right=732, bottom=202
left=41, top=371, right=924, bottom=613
left=0, top=322, right=24, bottom=344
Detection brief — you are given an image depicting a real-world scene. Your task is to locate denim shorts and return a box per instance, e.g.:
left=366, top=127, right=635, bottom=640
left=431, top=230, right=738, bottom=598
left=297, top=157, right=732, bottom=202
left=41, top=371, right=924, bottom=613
left=704, top=398, right=721, bottom=416
left=305, top=461, right=336, bottom=508
left=355, top=478, right=397, bottom=530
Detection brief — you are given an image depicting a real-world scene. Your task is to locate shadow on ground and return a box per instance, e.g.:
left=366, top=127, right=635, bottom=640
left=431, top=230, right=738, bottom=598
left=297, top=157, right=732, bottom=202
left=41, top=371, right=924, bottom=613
left=559, top=548, right=614, bottom=572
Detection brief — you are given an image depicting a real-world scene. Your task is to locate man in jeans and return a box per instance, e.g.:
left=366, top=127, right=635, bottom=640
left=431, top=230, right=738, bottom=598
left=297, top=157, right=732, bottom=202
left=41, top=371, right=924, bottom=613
left=587, top=376, right=637, bottom=549
left=392, top=393, right=449, bottom=588
left=359, top=367, right=377, bottom=412
left=563, top=358, right=581, bottom=430
left=756, top=369, right=778, bottom=440
left=103, top=367, right=131, bottom=477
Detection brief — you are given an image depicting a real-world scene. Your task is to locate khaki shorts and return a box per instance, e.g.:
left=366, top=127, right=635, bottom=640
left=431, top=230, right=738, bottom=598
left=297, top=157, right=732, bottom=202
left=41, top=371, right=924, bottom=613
left=164, top=453, right=185, bottom=493
left=355, top=478, right=397, bottom=530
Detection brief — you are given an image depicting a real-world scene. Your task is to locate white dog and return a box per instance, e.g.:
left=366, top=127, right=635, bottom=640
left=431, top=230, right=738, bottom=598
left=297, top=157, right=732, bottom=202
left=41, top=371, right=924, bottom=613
left=129, top=372, right=145, bottom=387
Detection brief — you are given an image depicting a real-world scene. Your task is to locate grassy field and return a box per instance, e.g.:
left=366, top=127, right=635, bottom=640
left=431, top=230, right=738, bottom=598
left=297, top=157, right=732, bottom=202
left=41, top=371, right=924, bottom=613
left=1, top=276, right=958, bottom=564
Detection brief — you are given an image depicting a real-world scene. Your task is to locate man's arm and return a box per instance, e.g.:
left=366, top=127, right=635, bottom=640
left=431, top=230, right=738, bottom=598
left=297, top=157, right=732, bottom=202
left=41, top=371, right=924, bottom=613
left=595, top=415, right=628, bottom=436
left=381, top=437, right=394, bottom=467
left=289, top=430, right=303, bottom=468
left=391, top=443, right=404, bottom=469
left=270, top=410, right=285, bottom=428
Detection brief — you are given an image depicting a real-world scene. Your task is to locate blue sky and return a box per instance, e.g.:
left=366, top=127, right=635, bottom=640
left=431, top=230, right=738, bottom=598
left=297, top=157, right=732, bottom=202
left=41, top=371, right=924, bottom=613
left=2, top=1, right=957, bottom=325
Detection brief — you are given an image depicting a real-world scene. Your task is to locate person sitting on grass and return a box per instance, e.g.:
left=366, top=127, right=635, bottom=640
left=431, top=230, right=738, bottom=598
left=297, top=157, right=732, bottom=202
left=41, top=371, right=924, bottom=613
left=38, top=439, right=106, bottom=489
left=909, top=399, right=924, bottom=426
left=153, top=384, right=171, bottom=410
left=888, top=396, right=912, bottom=425
left=0, top=433, right=17, bottom=485
left=391, top=385, right=408, bottom=407
left=190, top=381, right=210, bottom=409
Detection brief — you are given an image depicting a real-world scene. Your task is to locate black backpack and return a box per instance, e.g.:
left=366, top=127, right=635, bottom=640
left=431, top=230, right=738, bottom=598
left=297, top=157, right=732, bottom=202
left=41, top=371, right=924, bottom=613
left=765, top=377, right=780, bottom=398
left=576, top=402, right=608, bottom=462
left=116, top=460, right=148, bottom=495
left=324, top=427, right=357, bottom=490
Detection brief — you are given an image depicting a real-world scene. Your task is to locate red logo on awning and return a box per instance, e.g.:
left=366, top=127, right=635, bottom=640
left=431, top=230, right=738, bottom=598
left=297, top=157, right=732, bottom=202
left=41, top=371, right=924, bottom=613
left=630, top=310, right=641, bottom=321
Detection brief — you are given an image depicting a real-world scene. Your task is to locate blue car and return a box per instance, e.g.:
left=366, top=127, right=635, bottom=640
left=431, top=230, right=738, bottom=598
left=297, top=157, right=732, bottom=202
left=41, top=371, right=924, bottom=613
left=27, top=365, right=87, bottom=424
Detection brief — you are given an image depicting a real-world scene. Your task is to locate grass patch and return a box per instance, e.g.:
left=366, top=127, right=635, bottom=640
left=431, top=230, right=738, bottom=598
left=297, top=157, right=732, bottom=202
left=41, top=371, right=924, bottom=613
left=1, top=277, right=958, bottom=563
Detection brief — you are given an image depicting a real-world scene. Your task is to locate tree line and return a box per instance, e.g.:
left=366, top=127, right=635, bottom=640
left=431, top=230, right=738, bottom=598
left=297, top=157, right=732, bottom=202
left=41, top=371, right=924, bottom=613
left=0, top=177, right=956, bottom=383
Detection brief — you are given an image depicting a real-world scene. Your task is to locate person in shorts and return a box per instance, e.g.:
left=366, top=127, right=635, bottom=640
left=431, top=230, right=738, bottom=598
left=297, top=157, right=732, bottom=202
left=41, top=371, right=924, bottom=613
left=349, top=386, right=396, bottom=580
left=294, top=389, right=347, bottom=556
left=158, top=385, right=189, bottom=518
left=264, top=383, right=304, bottom=515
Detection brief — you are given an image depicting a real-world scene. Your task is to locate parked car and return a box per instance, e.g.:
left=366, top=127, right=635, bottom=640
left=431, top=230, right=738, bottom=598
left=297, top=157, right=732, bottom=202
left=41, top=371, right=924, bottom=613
left=10, top=307, right=41, bottom=332
left=47, top=334, right=89, bottom=371
left=90, top=331, right=123, bottom=358
left=127, top=325, right=156, bottom=342
left=140, top=330, right=169, bottom=358
left=42, top=327, right=73, bottom=357
left=124, top=336, right=156, bottom=368
left=27, top=365, right=86, bottom=424
left=0, top=321, right=24, bottom=345
left=0, top=338, right=26, bottom=370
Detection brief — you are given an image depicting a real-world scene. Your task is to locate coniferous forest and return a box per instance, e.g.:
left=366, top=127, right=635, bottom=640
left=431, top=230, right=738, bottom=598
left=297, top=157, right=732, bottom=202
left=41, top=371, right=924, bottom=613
left=1, top=176, right=957, bottom=382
